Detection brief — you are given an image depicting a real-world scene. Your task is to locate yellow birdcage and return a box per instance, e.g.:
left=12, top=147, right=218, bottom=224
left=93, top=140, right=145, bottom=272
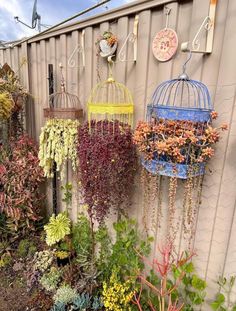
left=87, top=58, right=134, bottom=127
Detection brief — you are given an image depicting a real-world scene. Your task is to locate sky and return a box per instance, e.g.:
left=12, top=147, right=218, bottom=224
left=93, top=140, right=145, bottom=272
left=0, top=0, right=134, bottom=42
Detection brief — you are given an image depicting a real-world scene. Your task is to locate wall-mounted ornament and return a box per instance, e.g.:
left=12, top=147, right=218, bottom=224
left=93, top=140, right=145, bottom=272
left=117, top=14, right=139, bottom=62
left=68, top=30, right=85, bottom=68
left=152, top=6, right=178, bottom=62
left=97, top=31, right=118, bottom=58
left=181, top=0, right=217, bottom=54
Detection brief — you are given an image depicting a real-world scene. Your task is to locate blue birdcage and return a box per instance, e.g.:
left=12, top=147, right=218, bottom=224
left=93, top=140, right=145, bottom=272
left=142, top=55, right=213, bottom=179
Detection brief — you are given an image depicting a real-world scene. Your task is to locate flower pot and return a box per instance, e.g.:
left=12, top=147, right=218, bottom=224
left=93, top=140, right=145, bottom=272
left=141, top=158, right=206, bottom=179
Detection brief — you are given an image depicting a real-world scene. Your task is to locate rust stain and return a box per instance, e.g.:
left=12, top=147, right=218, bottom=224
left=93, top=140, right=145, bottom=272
left=210, top=0, right=217, bottom=5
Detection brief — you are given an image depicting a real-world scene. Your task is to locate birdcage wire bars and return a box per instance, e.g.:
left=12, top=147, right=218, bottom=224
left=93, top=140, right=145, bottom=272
left=87, top=59, right=134, bottom=127
left=141, top=76, right=213, bottom=179
left=44, top=67, right=83, bottom=120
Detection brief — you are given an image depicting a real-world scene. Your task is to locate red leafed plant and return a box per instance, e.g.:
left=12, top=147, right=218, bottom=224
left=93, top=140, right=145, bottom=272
left=78, top=120, right=136, bottom=223
left=133, top=244, right=195, bottom=311
left=0, top=135, right=45, bottom=234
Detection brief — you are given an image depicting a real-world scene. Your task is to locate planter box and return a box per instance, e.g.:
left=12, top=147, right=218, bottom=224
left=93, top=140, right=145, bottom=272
left=141, top=158, right=206, bottom=179
left=147, top=105, right=212, bottom=123
left=44, top=108, right=83, bottom=120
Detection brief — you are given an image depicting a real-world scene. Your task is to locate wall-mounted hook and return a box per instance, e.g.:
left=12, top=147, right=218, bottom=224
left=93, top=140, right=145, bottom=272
left=68, top=30, right=85, bottom=68
left=117, top=14, right=139, bottom=62
left=181, top=0, right=217, bottom=54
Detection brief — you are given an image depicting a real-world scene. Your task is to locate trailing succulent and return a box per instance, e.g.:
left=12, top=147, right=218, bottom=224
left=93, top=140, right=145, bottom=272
left=39, top=118, right=79, bottom=178
left=78, top=120, right=136, bottom=223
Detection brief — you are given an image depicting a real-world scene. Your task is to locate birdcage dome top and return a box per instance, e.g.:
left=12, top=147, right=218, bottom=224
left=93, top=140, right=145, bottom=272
left=147, top=77, right=213, bottom=123
left=88, top=78, right=134, bottom=107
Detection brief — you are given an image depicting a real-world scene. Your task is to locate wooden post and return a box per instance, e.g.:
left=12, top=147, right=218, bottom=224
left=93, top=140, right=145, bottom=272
left=48, top=64, right=57, bottom=215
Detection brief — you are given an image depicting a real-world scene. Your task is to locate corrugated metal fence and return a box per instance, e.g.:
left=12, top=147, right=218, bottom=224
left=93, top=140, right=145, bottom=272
left=1, top=0, right=236, bottom=308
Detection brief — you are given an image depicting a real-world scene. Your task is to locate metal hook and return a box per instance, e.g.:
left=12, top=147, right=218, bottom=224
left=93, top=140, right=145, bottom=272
left=164, top=6, right=171, bottom=30
left=179, top=51, right=192, bottom=80
left=59, top=62, right=66, bottom=92
left=107, top=55, right=115, bottom=82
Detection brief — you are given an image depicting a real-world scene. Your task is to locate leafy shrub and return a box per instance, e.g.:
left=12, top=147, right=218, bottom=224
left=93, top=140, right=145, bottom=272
left=17, top=238, right=37, bottom=258
left=0, top=135, right=45, bottom=235
left=211, top=276, right=236, bottom=311
left=98, top=218, right=153, bottom=281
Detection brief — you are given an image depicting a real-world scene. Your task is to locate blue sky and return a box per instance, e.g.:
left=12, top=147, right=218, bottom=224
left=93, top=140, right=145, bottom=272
left=0, top=0, right=133, bottom=42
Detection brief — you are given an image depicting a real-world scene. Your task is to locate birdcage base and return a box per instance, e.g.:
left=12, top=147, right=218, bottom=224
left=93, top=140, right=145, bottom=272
left=141, top=158, right=206, bottom=179
left=147, top=105, right=212, bottom=122
left=44, top=108, right=83, bottom=120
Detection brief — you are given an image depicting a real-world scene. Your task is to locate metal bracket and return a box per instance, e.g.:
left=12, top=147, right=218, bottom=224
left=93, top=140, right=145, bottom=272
left=181, top=0, right=217, bottom=54
left=68, top=30, right=85, bottom=68
left=117, top=14, right=139, bottom=62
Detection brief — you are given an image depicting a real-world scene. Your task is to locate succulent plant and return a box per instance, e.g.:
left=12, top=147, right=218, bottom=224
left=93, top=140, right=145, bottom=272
left=33, top=250, right=54, bottom=273
left=40, top=266, right=61, bottom=292
left=44, top=212, right=71, bottom=246
left=53, top=285, right=77, bottom=305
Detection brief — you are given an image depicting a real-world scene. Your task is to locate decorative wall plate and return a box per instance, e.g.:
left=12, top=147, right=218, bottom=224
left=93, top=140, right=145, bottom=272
left=152, top=28, right=178, bottom=62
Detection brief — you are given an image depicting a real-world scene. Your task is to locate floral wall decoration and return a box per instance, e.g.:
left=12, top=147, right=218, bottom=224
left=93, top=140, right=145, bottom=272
left=38, top=118, right=80, bottom=179
left=96, top=31, right=118, bottom=58
left=78, top=120, right=136, bottom=223
left=134, top=74, right=228, bottom=247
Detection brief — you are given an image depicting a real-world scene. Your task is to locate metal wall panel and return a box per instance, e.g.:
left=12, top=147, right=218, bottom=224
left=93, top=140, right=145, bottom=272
left=1, top=0, right=236, bottom=307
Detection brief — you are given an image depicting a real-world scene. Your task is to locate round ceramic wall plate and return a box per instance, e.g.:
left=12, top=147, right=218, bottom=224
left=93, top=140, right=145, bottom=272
left=152, top=28, right=178, bottom=62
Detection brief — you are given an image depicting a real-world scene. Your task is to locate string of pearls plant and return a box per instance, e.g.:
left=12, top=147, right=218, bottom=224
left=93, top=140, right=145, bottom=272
left=38, top=118, right=79, bottom=178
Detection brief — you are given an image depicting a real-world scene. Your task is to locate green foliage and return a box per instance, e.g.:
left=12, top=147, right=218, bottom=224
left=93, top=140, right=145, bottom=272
left=61, top=183, right=73, bottom=206
left=173, top=260, right=207, bottom=310
left=33, top=250, right=54, bottom=273
left=72, top=215, right=93, bottom=261
left=17, top=238, right=37, bottom=258
left=53, top=285, right=77, bottom=305
left=0, top=252, right=12, bottom=268
left=211, top=276, right=236, bottom=311
left=100, top=218, right=153, bottom=281
left=39, top=266, right=61, bottom=292
left=44, top=212, right=71, bottom=246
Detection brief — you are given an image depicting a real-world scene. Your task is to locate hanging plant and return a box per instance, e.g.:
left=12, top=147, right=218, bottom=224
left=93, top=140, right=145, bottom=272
left=0, top=92, right=14, bottom=120
left=38, top=118, right=80, bottom=178
left=134, top=116, right=227, bottom=169
left=134, top=114, right=227, bottom=244
left=78, top=120, right=136, bottom=223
